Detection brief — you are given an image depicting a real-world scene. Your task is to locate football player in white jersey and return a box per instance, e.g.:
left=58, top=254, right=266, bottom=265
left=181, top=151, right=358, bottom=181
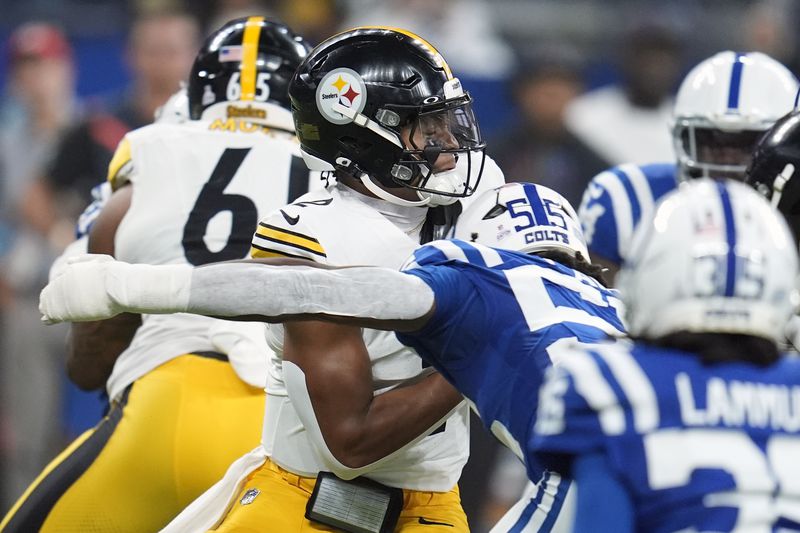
left=1, top=17, right=316, bottom=533
left=578, top=51, right=798, bottom=281
left=160, top=27, right=503, bottom=532
left=47, top=85, right=188, bottom=282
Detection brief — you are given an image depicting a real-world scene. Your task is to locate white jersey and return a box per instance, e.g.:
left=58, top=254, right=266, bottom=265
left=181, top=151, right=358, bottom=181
left=106, top=118, right=322, bottom=400
left=250, top=184, right=471, bottom=491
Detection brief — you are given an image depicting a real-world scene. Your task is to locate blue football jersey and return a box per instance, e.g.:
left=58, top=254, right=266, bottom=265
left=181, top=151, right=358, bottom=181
left=578, top=162, right=676, bottom=265
left=75, top=182, right=112, bottom=239
left=398, top=239, right=626, bottom=480
left=532, top=341, right=800, bottom=533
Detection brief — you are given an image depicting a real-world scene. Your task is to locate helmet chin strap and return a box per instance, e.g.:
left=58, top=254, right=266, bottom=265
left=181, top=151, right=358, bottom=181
left=358, top=173, right=431, bottom=207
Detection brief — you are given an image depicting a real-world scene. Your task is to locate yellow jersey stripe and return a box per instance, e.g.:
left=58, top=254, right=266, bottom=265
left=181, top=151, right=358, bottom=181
left=107, top=137, right=132, bottom=190
left=254, top=224, right=326, bottom=257
left=250, top=244, right=315, bottom=261
left=240, top=16, right=264, bottom=101
left=359, top=26, right=452, bottom=80
left=257, top=221, right=321, bottom=243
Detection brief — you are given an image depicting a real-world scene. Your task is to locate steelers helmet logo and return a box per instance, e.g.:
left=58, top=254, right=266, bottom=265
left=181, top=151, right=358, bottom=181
left=316, top=68, right=367, bottom=125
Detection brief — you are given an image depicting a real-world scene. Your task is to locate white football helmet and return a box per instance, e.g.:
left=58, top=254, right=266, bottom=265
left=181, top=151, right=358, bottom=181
left=454, top=182, right=590, bottom=259
left=672, top=51, right=798, bottom=182
left=618, top=178, right=799, bottom=343
left=154, top=86, right=189, bottom=124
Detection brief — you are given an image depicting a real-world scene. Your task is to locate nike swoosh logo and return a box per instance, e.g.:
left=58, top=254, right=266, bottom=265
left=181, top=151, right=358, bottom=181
left=280, top=210, right=299, bottom=225
left=417, top=517, right=454, bottom=527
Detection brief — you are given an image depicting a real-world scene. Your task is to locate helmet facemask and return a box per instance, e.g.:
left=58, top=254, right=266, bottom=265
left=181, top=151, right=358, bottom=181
left=386, top=94, right=486, bottom=205
left=673, top=117, right=766, bottom=182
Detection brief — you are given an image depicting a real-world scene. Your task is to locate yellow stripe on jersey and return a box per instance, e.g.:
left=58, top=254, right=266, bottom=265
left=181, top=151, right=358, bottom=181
left=254, top=223, right=326, bottom=257
left=357, top=26, right=453, bottom=80
left=240, top=16, right=264, bottom=101
left=250, top=244, right=314, bottom=261
left=107, top=137, right=132, bottom=191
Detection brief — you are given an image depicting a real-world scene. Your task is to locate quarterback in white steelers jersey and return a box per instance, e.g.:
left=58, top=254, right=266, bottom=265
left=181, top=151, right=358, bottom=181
left=1, top=17, right=316, bottom=533
left=162, top=27, right=503, bottom=533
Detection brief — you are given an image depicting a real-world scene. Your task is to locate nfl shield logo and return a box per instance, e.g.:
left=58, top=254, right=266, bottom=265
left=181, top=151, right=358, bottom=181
left=240, top=488, right=260, bottom=505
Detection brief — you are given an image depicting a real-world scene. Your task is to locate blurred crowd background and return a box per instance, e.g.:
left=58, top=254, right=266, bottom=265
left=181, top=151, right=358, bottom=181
left=0, top=0, right=797, bottom=530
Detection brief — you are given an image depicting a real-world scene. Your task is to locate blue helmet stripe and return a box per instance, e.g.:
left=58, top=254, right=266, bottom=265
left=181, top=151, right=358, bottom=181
left=727, top=53, right=746, bottom=111
left=716, top=180, right=737, bottom=297
left=524, top=184, right=550, bottom=226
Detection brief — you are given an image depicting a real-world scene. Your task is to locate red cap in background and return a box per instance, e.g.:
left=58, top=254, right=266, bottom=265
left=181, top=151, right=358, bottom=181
left=7, top=22, right=73, bottom=64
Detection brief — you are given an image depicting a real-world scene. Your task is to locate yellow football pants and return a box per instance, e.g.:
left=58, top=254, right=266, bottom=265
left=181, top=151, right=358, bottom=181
left=211, top=458, right=469, bottom=532
left=1, top=353, right=265, bottom=533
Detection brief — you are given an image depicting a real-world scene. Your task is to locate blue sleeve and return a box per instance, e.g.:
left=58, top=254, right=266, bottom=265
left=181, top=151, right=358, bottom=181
left=399, top=264, right=489, bottom=374
left=578, top=175, right=621, bottom=265
left=572, top=452, right=634, bottom=533
left=75, top=182, right=112, bottom=239
left=403, top=264, right=470, bottom=325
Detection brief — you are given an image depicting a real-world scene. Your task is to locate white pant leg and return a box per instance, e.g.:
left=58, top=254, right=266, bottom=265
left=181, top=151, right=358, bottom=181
left=489, top=473, right=574, bottom=533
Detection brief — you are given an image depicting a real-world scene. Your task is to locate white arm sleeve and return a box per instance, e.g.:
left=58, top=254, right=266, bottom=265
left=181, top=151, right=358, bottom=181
left=186, top=263, right=434, bottom=321
left=40, top=256, right=434, bottom=324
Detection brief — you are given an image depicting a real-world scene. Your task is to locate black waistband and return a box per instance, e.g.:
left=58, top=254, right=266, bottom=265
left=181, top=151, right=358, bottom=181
left=189, top=350, right=229, bottom=362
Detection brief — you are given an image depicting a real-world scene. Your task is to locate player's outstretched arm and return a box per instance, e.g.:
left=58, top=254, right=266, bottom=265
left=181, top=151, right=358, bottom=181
left=40, top=256, right=435, bottom=332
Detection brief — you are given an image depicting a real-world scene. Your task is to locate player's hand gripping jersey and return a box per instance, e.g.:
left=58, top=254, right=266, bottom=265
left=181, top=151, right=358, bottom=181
left=533, top=341, right=800, bottom=533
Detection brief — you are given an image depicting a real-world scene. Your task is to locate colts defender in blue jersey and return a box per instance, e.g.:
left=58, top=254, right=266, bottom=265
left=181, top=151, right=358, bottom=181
left=398, top=183, right=626, bottom=531
left=579, top=51, right=798, bottom=279
left=533, top=178, right=800, bottom=533
left=39, top=183, right=626, bottom=532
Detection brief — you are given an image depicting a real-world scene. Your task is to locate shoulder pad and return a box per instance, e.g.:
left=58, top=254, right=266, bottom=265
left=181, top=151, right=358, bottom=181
left=250, top=203, right=328, bottom=262
left=402, top=239, right=505, bottom=270
left=107, top=136, right=133, bottom=191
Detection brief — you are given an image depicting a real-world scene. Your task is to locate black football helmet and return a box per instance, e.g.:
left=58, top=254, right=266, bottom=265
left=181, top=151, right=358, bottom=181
left=188, top=17, right=310, bottom=126
left=289, top=27, right=486, bottom=206
left=746, top=109, right=800, bottom=245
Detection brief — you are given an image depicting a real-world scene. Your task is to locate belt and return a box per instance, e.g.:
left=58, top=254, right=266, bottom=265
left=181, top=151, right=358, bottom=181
left=189, top=350, right=229, bottom=362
